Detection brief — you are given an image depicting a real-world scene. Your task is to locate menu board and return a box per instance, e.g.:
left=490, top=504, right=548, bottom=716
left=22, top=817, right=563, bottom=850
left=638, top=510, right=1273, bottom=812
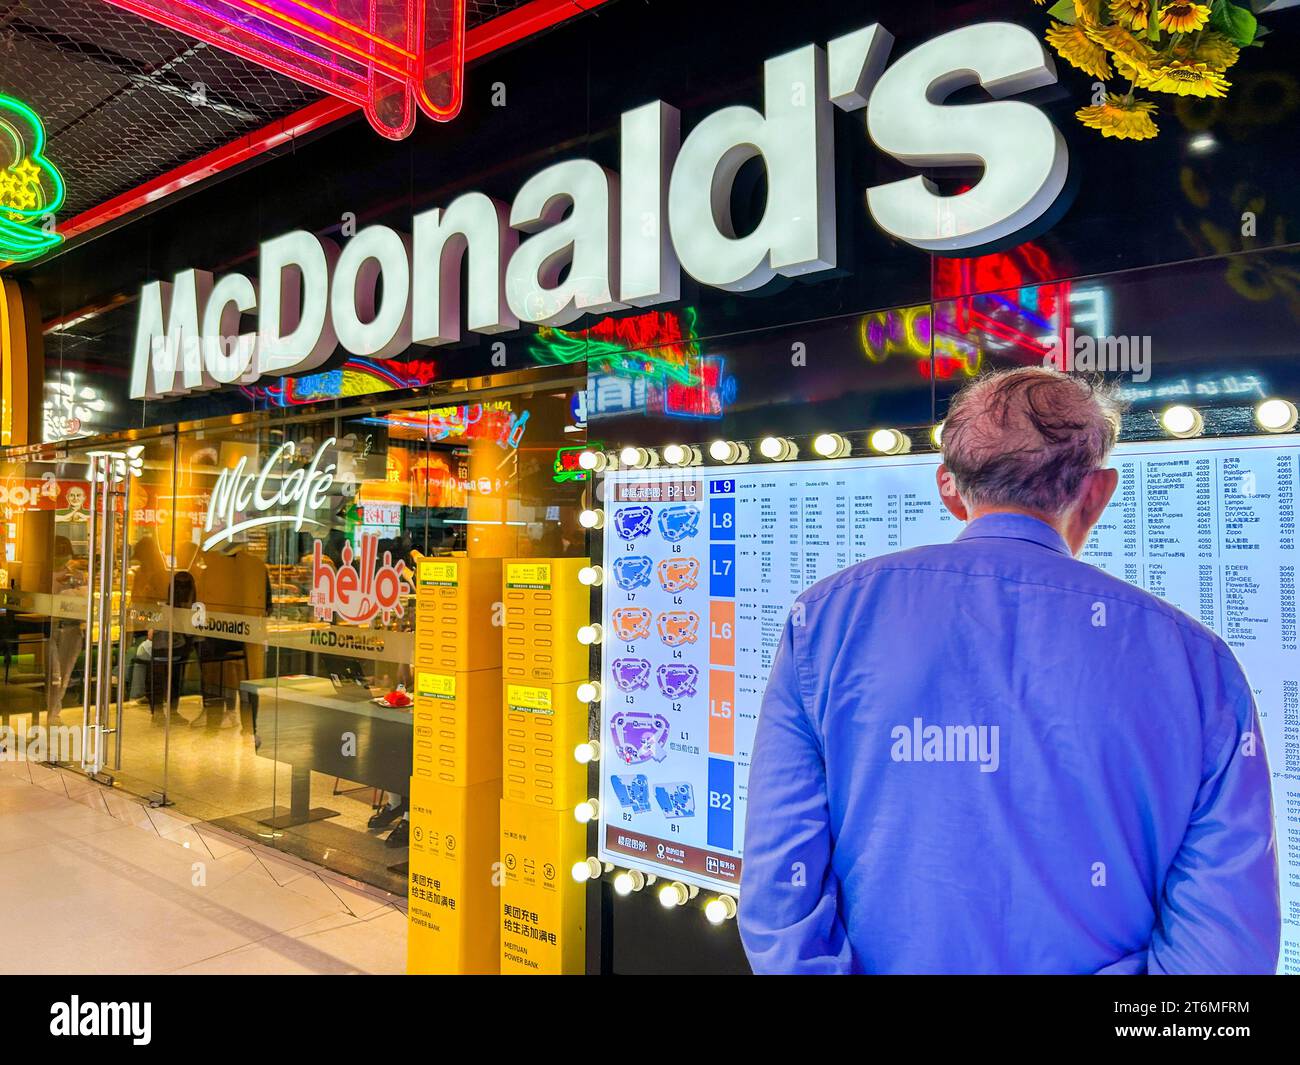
left=597, top=438, right=1300, bottom=974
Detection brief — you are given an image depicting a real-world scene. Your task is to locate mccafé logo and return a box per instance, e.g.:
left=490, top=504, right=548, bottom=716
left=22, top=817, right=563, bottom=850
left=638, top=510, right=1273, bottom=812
left=203, top=437, right=336, bottom=550
left=132, top=20, right=1068, bottom=399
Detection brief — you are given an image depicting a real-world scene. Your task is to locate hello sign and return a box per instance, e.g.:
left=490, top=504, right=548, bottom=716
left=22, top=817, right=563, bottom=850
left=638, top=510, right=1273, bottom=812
left=310, top=532, right=412, bottom=625
left=132, top=20, right=1069, bottom=400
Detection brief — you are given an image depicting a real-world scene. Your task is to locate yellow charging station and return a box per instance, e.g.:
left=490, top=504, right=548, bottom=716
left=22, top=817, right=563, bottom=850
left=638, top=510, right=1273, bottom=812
left=413, top=667, right=502, bottom=787
left=407, top=777, right=501, bottom=975
left=408, top=555, right=503, bottom=975
left=407, top=553, right=590, bottom=974
left=503, top=558, right=591, bottom=684
left=499, top=558, right=590, bottom=974
left=502, top=680, right=588, bottom=810
left=500, top=797, right=587, bottom=975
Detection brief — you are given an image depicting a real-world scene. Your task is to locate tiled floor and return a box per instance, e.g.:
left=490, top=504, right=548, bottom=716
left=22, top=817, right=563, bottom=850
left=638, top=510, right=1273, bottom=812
left=4, top=691, right=409, bottom=895
left=0, top=756, right=408, bottom=974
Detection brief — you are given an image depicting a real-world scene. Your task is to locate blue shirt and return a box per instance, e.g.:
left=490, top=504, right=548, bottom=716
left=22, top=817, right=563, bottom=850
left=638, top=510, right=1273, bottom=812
left=739, top=513, right=1280, bottom=975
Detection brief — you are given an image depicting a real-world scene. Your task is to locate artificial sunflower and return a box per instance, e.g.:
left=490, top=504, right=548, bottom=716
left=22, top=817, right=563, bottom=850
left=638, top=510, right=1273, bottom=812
left=1188, top=31, right=1240, bottom=72
left=1073, top=0, right=1103, bottom=23
left=1141, top=58, right=1231, bottom=97
left=1109, top=0, right=1149, bottom=30
left=1045, top=20, right=1112, bottom=79
left=1076, top=97, right=1160, bottom=140
left=1156, top=2, right=1211, bottom=33
left=1034, top=0, right=1264, bottom=141
left=1088, top=22, right=1158, bottom=64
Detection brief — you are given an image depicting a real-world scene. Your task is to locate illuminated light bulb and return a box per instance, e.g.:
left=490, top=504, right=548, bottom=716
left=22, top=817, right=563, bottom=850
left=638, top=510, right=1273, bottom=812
left=576, top=681, right=603, bottom=704
left=1160, top=405, right=1203, bottom=439
left=931, top=423, right=944, bottom=448
left=574, top=740, right=601, bottom=764
left=578, top=508, right=605, bottom=530
left=613, top=869, right=647, bottom=896
left=576, top=624, right=603, bottom=646
left=662, top=443, right=688, bottom=466
left=708, top=439, right=749, bottom=464
left=578, top=450, right=605, bottom=472
left=705, top=895, right=739, bottom=924
left=571, top=858, right=602, bottom=882
left=1256, top=399, right=1298, bottom=433
left=578, top=565, right=604, bottom=587
left=658, top=881, right=692, bottom=908
left=812, top=433, right=851, bottom=459
left=573, top=799, right=600, bottom=824
left=619, top=446, right=656, bottom=469
left=869, top=428, right=911, bottom=455
left=758, top=436, right=797, bottom=462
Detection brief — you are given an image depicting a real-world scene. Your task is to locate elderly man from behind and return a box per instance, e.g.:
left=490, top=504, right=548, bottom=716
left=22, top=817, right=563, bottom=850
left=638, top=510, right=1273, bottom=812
left=739, top=367, right=1280, bottom=974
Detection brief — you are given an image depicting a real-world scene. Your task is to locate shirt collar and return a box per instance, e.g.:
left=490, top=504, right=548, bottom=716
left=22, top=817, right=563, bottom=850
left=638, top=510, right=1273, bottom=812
left=955, top=513, right=1072, bottom=557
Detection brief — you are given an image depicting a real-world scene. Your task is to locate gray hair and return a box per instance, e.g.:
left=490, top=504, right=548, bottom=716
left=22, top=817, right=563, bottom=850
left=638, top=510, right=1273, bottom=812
left=941, top=368, right=1125, bottom=516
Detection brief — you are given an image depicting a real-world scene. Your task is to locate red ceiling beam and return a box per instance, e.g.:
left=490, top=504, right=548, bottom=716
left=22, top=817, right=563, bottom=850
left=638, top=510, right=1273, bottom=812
left=55, top=0, right=614, bottom=247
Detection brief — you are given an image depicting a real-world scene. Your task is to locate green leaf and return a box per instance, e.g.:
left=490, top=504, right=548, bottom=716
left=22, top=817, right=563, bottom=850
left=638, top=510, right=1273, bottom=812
left=1047, top=0, right=1077, bottom=23
left=1212, top=0, right=1258, bottom=46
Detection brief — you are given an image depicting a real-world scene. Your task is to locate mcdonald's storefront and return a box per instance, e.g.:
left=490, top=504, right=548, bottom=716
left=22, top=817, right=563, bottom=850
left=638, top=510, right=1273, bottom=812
left=3, top=0, right=1300, bottom=975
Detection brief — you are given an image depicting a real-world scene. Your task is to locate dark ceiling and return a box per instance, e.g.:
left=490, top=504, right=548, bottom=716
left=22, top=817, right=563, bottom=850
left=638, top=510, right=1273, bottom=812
left=0, top=0, right=538, bottom=221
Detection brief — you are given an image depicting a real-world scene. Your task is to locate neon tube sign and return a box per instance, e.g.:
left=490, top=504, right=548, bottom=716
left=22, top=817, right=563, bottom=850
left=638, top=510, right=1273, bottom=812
left=203, top=437, right=337, bottom=549
left=0, top=93, right=65, bottom=263
left=103, top=0, right=467, bottom=140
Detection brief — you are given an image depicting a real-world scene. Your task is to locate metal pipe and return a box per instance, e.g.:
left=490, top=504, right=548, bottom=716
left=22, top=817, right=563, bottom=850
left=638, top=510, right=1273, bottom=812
left=114, top=470, right=133, bottom=771
left=160, top=433, right=178, bottom=806
left=81, top=456, right=99, bottom=772
left=92, top=464, right=115, bottom=777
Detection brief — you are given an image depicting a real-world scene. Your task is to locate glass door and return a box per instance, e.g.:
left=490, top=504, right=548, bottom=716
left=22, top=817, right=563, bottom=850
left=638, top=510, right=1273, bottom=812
left=0, top=435, right=181, bottom=797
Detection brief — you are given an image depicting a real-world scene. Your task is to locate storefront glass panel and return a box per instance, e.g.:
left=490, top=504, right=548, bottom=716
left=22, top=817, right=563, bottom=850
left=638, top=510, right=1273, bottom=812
left=1, top=372, right=586, bottom=893
left=0, top=434, right=178, bottom=795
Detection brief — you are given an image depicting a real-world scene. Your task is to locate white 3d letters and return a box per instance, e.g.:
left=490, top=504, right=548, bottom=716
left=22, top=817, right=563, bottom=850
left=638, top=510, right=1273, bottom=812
left=865, top=22, right=1068, bottom=252
left=257, top=230, right=339, bottom=377
left=130, top=18, right=1069, bottom=399
left=506, top=159, right=623, bottom=326
left=668, top=43, right=836, bottom=291
left=330, top=225, right=413, bottom=358
left=411, top=193, right=519, bottom=345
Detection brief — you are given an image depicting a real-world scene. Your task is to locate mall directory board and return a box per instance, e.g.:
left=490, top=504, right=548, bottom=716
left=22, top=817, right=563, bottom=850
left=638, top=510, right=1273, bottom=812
left=597, top=438, right=1299, bottom=973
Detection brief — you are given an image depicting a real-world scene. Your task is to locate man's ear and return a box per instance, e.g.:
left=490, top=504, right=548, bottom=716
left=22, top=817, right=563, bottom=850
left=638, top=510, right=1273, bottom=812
left=936, top=465, right=968, bottom=521
left=1079, top=467, right=1119, bottom=528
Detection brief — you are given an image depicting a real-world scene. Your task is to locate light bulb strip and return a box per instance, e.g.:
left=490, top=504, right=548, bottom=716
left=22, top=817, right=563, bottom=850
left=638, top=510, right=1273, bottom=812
left=596, top=405, right=1300, bottom=481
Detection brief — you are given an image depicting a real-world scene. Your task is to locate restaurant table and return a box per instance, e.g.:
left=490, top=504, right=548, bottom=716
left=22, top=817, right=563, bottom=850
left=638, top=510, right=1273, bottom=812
left=239, top=676, right=413, bottom=829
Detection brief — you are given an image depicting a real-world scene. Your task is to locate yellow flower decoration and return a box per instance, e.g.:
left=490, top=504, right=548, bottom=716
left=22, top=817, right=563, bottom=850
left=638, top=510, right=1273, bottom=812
left=1074, top=0, right=1103, bottom=23
left=1189, top=32, right=1240, bottom=72
left=1141, top=59, right=1231, bottom=98
left=1156, top=2, right=1211, bottom=33
left=1045, top=21, right=1112, bottom=80
left=1076, top=96, right=1160, bottom=139
left=1109, top=0, right=1149, bottom=30
left=1087, top=23, right=1158, bottom=82
left=1088, top=22, right=1155, bottom=61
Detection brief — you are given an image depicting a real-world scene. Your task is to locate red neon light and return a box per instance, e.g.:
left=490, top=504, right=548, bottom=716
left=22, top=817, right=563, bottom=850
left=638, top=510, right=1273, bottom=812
left=582, top=310, right=700, bottom=364
left=57, top=0, right=611, bottom=247
left=103, top=0, right=468, bottom=139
